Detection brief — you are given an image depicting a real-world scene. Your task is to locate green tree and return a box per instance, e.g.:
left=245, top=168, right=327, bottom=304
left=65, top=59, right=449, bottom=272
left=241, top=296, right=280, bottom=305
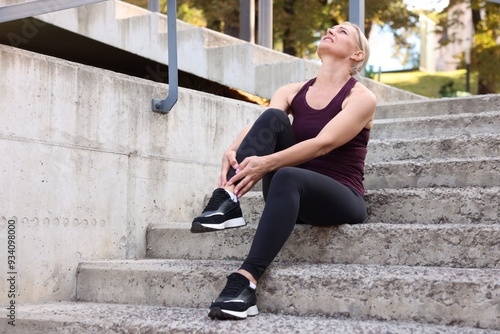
left=174, top=0, right=240, bottom=36
left=438, top=0, right=499, bottom=94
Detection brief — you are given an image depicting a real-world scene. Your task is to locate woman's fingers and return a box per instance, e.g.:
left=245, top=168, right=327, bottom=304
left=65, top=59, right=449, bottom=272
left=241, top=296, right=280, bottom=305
left=226, top=156, right=265, bottom=197
left=234, top=179, right=255, bottom=198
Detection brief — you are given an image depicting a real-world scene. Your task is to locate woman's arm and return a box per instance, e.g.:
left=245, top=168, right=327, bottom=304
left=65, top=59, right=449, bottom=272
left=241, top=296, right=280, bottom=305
left=268, top=82, right=304, bottom=113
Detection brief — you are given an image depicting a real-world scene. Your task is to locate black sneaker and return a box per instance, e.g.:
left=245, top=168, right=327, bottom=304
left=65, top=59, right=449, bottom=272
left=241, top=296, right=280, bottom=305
left=190, top=188, right=246, bottom=233
left=208, top=272, right=259, bottom=320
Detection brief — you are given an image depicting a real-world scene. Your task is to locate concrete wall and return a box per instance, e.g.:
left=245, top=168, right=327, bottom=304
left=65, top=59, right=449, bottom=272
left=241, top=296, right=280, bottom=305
left=0, top=44, right=264, bottom=304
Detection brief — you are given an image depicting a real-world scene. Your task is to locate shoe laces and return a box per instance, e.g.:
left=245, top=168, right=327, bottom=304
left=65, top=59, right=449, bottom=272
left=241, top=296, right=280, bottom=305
left=204, top=189, right=230, bottom=211
left=220, top=273, right=248, bottom=297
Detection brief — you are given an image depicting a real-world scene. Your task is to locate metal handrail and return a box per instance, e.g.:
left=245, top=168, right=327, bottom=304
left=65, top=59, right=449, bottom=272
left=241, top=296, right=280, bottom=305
left=0, top=0, right=107, bottom=23
left=0, top=0, right=179, bottom=114
left=152, top=0, right=178, bottom=113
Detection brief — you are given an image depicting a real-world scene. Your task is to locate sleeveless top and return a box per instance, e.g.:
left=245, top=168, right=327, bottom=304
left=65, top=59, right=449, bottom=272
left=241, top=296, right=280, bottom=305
left=290, top=76, right=370, bottom=196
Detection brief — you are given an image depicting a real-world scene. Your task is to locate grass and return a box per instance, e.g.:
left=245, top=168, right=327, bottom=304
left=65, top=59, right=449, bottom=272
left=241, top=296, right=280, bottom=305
left=374, top=69, right=478, bottom=98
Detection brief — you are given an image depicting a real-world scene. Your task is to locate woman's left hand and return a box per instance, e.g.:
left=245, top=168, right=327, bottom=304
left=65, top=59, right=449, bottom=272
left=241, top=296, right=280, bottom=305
left=227, top=155, right=268, bottom=198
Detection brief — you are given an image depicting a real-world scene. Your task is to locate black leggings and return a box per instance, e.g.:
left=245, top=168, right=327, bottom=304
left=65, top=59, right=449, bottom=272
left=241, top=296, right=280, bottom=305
left=229, top=108, right=367, bottom=281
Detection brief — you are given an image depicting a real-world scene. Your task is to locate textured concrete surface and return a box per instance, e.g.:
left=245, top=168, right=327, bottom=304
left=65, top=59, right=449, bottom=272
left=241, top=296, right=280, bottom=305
left=146, top=222, right=500, bottom=268
left=371, top=111, right=500, bottom=140
left=12, top=302, right=494, bottom=334
left=367, top=133, right=500, bottom=163
left=375, top=94, right=500, bottom=119
left=364, top=187, right=500, bottom=225
left=236, top=187, right=500, bottom=225
left=74, top=259, right=500, bottom=329
left=365, top=157, right=500, bottom=189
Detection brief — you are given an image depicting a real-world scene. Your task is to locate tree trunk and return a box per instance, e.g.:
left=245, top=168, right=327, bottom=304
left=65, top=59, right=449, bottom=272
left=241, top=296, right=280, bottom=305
left=282, top=0, right=297, bottom=56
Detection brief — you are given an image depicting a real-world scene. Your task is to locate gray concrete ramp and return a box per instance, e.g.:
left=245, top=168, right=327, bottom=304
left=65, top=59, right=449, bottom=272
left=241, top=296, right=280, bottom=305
left=0, top=0, right=427, bottom=102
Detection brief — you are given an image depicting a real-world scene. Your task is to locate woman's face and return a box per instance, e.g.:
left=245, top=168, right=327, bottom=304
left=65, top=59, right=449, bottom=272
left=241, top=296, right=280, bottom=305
left=317, top=24, right=361, bottom=60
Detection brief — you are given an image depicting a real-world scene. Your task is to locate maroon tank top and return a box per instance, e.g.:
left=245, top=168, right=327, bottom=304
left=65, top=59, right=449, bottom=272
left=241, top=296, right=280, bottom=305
left=290, top=76, right=370, bottom=196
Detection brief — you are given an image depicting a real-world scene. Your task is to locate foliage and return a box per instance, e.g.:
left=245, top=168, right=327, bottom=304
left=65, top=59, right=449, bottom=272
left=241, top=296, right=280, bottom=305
left=177, top=2, right=206, bottom=27
left=472, top=2, right=500, bottom=94
left=364, top=65, right=377, bottom=79
left=126, top=0, right=147, bottom=8
left=437, top=0, right=500, bottom=94
left=273, top=0, right=419, bottom=62
left=273, top=0, right=335, bottom=56
left=438, top=80, right=458, bottom=97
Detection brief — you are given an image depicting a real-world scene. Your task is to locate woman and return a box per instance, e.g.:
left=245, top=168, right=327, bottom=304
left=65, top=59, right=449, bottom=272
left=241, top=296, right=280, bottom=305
left=191, top=22, right=376, bottom=320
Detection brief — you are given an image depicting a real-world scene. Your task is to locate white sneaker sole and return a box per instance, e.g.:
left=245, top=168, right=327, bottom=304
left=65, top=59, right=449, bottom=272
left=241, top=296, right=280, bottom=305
left=221, top=305, right=259, bottom=319
left=201, top=217, right=245, bottom=230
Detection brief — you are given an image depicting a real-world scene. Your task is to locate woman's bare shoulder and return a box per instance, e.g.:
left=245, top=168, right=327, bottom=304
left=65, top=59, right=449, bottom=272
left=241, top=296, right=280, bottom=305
left=351, top=81, right=377, bottom=104
left=269, top=81, right=309, bottom=111
left=281, top=81, right=308, bottom=94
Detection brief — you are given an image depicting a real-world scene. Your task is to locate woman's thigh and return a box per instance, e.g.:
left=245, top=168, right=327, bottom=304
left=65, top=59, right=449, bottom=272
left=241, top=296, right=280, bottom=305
left=271, top=167, right=367, bottom=225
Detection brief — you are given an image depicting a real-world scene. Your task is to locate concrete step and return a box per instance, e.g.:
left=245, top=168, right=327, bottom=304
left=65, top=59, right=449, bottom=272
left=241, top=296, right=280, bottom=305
left=146, top=222, right=500, bottom=269
left=371, top=110, right=499, bottom=140
left=75, top=259, right=500, bottom=330
left=375, top=94, right=500, bottom=119
left=239, top=187, right=500, bottom=225
left=14, top=302, right=490, bottom=334
left=365, top=187, right=500, bottom=225
left=367, top=133, right=500, bottom=163
left=365, top=157, right=500, bottom=189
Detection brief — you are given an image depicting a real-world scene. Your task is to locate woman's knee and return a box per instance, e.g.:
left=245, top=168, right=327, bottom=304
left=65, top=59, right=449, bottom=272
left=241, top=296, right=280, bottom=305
left=263, top=167, right=298, bottom=200
left=270, top=167, right=302, bottom=189
left=257, top=108, right=290, bottom=130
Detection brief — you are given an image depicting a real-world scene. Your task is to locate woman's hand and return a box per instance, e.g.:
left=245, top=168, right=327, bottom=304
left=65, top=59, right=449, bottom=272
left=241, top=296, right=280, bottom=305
left=218, top=150, right=239, bottom=187
left=227, top=155, right=268, bottom=198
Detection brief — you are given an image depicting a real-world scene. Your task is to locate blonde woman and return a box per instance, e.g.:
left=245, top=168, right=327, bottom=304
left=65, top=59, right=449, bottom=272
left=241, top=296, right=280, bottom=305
left=191, top=22, right=376, bottom=320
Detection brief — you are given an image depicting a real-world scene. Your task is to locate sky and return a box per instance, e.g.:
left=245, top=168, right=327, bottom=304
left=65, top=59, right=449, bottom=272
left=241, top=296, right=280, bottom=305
left=403, top=0, right=450, bottom=12
left=366, top=0, right=450, bottom=72
left=366, top=24, right=414, bottom=72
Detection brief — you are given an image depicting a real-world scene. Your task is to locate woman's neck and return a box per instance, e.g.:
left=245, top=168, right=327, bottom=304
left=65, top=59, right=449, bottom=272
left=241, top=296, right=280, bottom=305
left=315, top=58, right=352, bottom=87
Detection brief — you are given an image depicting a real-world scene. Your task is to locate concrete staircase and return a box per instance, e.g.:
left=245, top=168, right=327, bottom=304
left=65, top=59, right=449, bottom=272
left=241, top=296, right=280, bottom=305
left=3, top=1, right=499, bottom=332
left=15, top=95, right=500, bottom=332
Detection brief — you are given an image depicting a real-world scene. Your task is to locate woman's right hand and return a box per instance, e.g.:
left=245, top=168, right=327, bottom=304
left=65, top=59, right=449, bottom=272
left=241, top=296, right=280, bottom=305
left=218, top=150, right=239, bottom=187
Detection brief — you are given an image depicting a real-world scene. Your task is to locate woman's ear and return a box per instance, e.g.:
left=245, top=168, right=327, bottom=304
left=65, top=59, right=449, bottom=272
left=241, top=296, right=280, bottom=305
left=350, top=50, right=365, bottom=62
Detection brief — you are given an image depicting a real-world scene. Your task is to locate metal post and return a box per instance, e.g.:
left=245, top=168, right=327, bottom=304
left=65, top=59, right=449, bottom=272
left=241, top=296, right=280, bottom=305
left=349, top=0, right=364, bottom=33
left=465, top=39, right=471, bottom=93
left=152, top=0, right=178, bottom=113
left=258, top=0, right=272, bottom=48
left=240, top=0, right=255, bottom=43
left=148, top=0, right=159, bottom=12
left=0, top=0, right=107, bottom=23
left=349, top=0, right=365, bottom=75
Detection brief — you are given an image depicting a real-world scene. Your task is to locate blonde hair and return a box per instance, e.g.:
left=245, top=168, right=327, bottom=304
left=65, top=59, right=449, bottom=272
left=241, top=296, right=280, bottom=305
left=340, top=22, right=370, bottom=75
